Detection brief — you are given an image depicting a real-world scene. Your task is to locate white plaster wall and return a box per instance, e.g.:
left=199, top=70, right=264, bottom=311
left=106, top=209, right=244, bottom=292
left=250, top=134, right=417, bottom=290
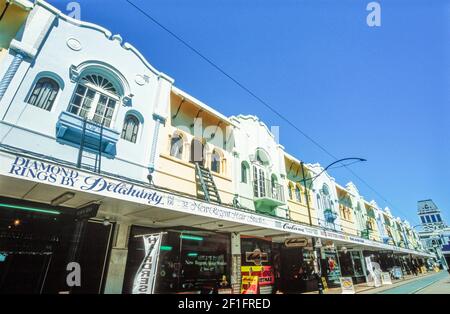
left=0, top=2, right=173, bottom=182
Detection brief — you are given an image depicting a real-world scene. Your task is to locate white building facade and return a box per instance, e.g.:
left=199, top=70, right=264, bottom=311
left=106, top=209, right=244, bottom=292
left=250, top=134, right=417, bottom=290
left=0, top=0, right=432, bottom=294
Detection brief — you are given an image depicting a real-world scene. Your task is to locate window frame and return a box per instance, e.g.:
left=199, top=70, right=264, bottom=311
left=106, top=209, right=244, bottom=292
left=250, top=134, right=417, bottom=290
left=67, top=75, right=120, bottom=128
left=210, top=150, right=221, bottom=173
left=170, top=133, right=184, bottom=160
left=121, top=114, right=140, bottom=143
left=27, top=77, right=60, bottom=111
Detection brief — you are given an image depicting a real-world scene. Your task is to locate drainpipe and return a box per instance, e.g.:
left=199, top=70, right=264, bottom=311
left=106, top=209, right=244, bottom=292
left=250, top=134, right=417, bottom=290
left=147, top=113, right=165, bottom=184
left=0, top=52, right=25, bottom=101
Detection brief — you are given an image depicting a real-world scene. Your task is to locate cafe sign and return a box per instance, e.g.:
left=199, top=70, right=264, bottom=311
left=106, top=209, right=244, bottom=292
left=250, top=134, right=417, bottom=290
left=284, top=237, right=308, bottom=248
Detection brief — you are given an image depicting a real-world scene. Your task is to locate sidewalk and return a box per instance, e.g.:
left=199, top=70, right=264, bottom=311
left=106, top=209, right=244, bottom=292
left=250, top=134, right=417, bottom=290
left=301, top=271, right=440, bottom=294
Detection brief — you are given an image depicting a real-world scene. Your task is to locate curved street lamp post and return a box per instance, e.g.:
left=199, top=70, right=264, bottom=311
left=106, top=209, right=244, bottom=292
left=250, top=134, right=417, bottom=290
left=298, top=157, right=366, bottom=294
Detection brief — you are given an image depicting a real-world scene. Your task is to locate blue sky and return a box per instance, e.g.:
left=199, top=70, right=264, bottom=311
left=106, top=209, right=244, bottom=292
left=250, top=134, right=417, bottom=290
left=48, top=0, right=449, bottom=226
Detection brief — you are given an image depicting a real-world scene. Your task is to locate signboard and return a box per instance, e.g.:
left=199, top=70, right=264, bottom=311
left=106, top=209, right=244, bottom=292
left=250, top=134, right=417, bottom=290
left=132, top=233, right=162, bottom=294
left=381, top=272, right=392, bottom=285
left=284, top=237, right=308, bottom=248
left=241, top=266, right=274, bottom=286
left=324, top=249, right=341, bottom=286
left=340, top=277, right=355, bottom=294
left=245, top=249, right=268, bottom=266
left=75, top=203, right=99, bottom=220
left=321, top=277, right=328, bottom=291
left=392, top=267, right=403, bottom=279
left=241, top=276, right=259, bottom=294
left=365, top=257, right=381, bottom=287
left=0, top=153, right=432, bottom=258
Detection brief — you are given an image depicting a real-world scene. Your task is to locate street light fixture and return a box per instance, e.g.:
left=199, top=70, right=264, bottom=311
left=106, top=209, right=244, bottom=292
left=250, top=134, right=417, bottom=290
left=298, top=157, right=366, bottom=294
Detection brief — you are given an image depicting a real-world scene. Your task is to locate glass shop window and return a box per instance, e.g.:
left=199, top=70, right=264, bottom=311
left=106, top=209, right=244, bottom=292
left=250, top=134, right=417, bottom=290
left=122, top=226, right=231, bottom=294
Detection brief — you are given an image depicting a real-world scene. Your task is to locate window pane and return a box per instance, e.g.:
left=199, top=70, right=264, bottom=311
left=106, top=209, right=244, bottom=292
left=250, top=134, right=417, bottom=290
left=28, top=78, right=59, bottom=111
left=121, top=115, right=139, bottom=143
left=211, top=152, right=220, bottom=173
left=170, top=136, right=183, bottom=158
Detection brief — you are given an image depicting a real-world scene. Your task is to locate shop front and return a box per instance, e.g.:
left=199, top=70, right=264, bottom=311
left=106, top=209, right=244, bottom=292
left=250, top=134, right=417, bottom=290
left=337, top=250, right=366, bottom=284
left=0, top=196, right=113, bottom=293
left=320, top=245, right=342, bottom=288
left=278, top=240, right=318, bottom=293
left=240, top=236, right=276, bottom=294
left=122, top=225, right=232, bottom=294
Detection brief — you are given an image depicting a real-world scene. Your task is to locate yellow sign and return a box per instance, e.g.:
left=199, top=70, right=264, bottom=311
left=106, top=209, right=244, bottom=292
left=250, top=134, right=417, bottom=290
left=339, top=277, right=355, bottom=294
left=321, top=277, right=328, bottom=291
left=241, top=276, right=259, bottom=294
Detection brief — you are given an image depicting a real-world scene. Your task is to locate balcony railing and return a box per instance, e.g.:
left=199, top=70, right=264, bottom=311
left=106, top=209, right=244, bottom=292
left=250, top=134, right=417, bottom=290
left=323, top=208, right=338, bottom=223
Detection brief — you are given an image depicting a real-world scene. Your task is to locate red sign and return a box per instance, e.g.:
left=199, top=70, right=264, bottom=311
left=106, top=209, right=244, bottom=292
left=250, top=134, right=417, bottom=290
left=241, top=266, right=274, bottom=286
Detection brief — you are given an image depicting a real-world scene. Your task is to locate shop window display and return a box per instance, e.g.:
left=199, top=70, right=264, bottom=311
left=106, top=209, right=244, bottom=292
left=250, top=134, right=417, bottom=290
left=240, top=237, right=276, bottom=294
left=321, top=248, right=342, bottom=287
left=123, top=226, right=231, bottom=294
left=279, top=246, right=317, bottom=293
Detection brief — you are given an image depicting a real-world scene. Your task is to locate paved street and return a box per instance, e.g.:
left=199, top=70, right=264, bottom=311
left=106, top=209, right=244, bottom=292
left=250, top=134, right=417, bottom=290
left=379, top=271, right=450, bottom=294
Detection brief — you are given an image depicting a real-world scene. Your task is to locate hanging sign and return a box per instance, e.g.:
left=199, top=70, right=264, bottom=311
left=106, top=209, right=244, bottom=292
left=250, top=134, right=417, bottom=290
left=284, top=237, right=308, bottom=248
left=340, top=277, right=355, bottom=294
left=245, top=249, right=268, bottom=265
left=381, top=272, right=392, bottom=285
left=132, top=233, right=163, bottom=294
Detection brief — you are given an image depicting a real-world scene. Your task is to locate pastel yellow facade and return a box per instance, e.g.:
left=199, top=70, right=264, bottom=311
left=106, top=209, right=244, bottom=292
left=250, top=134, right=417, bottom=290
left=364, top=203, right=381, bottom=242
left=155, top=89, right=235, bottom=205
left=336, top=185, right=358, bottom=236
left=284, top=155, right=319, bottom=226
left=0, top=0, right=30, bottom=49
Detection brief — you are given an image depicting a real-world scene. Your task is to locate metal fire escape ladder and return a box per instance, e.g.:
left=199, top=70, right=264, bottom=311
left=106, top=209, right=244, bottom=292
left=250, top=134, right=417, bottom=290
left=195, top=162, right=221, bottom=204
left=76, top=118, right=103, bottom=173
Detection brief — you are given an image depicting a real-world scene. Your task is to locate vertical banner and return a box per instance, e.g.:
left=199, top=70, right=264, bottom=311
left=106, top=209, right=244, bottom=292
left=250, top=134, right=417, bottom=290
left=132, top=233, right=163, bottom=294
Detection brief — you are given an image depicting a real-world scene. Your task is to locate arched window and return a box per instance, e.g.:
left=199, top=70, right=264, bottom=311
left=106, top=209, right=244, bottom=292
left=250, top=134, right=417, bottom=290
left=316, top=195, right=322, bottom=210
left=68, top=74, right=119, bottom=128
left=170, top=133, right=184, bottom=159
left=295, top=185, right=302, bottom=203
left=288, top=183, right=293, bottom=200
left=27, top=77, right=59, bottom=111
left=321, top=184, right=332, bottom=210
left=211, top=150, right=221, bottom=173
left=190, top=138, right=204, bottom=165
left=241, top=162, right=249, bottom=183
left=121, top=115, right=139, bottom=143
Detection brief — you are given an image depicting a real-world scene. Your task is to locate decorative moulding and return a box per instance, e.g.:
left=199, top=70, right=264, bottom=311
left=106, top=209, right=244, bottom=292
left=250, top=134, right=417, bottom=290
left=135, top=74, right=149, bottom=86
left=69, top=65, right=80, bottom=82
left=66, top=37, right=82, bottom=51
